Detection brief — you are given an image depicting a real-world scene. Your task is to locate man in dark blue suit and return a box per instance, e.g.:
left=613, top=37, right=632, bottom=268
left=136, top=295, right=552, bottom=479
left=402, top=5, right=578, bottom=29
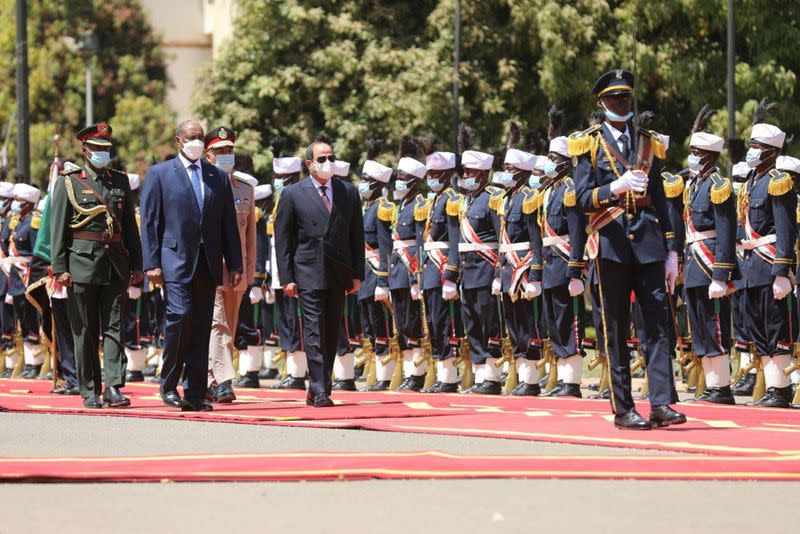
left=140, top=120, right=243, bottom=411
left=274, top=139, right=365, bottom=407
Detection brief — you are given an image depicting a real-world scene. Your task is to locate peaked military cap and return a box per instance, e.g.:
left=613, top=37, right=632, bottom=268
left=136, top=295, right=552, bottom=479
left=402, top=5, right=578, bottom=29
left=592, top=69, right=635, bottom=97
left=205, top=126, right=236, bottom=150
left=77, top=122, right=113, bottom=147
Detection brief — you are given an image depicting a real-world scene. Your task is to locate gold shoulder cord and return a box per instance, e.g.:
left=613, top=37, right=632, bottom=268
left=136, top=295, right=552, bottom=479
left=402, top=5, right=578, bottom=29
left=64, top=176, right=107, bottom=229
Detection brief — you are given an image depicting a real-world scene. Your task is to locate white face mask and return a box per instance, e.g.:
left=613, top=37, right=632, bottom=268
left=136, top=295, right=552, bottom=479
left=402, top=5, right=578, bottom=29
left=181, top=139, right=205, bottom=161
left=358, top=181, right=372, bottom=199
left=315, top=160, right=335, bottom=180
left=427, top=177, right=445, bottom=192
left=746, top=148, right=763, bottom=169
left=458, top=177, right=480, bottom=191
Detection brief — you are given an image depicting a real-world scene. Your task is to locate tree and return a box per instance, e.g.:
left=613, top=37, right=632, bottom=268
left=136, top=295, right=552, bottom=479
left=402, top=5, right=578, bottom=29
left=0, top=0, right=174, bottom=184
left=196, top=0, right=799, bottom=175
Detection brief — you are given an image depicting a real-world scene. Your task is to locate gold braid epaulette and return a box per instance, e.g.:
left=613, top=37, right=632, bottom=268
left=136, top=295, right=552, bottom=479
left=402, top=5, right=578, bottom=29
left=488, top=187, right=506, bottom=212
left=661, top=172, right=685, bottom=199
left=768, top=169, right=794, bottom=197
left=377, top=198, right=396, bottom=222
left=446, top=192, right=463, bottom=217
left=522, top=189, right=543, bottom=215
left=267, top=192, right=280, bottom=235
left=567, top=124, right=602, bottom=157
left=64, top=175, right=107, bottom=229
left=413, top=195, right=431, bottom=222
left=710, top=172, right=733, bottom=204
left=563, top=178, right=577, bottom=207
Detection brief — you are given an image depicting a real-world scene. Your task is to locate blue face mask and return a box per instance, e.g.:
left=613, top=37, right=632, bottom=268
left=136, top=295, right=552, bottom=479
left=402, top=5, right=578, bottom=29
left=687, top=154, right=703, bottom=173
left=492, top=171, right=517, bottom=187
left=357, top=181, right=372, bottom=198
left=394, top=180, right=411, bottom=192
left=543, top=160, right=560, bottom=179
left=10, top=201, right=21, bottom=212
left=528, top=174, right=542, bottom=189
left=458, top=177, right=479, bottom=191
left=602, top=103, right=633, bottom=123
left=88, top=150, right=111, bottom=169
left=427, top=177, right=445, bottom=192
left=215, top=154, right=235, bottom=173
left=746, top=148, right=763, bottom=169
left=274, top=178, right=286, bottom=192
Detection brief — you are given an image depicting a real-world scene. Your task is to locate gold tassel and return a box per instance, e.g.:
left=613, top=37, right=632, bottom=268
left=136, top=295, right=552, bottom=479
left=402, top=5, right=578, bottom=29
left=488, top=189, right=505, bottom=212
left=563, top=178, right=577, bottom=207
left=768, top=170, right=794, bottom=197
left=255, top=207, right=262, bottom=222
left=661, top=172, right=684, bottom=199
left=377, top=199, right=396, bottom=222
left=414, top=197, right=431, bottom=222
left=567, top=124, right=601, bottom=157
left=31, top=212, right=41, bottom=230
left=522, top=190, right=541, bottom=215
left=710, top=173, right=733, bottom=204
left=651, top=136, right=668, bottom=160
left=446, top=196, right=463, bottom=217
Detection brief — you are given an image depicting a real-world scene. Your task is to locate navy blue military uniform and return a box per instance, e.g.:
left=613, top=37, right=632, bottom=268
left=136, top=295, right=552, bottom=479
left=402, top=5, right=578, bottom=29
left=358, top=197, right=393, bottom=359
left=268, top=192, right=302, bottom=354
left=0, top=212, right=15, bottom=350
left=7, top=211, right=40, bottom=345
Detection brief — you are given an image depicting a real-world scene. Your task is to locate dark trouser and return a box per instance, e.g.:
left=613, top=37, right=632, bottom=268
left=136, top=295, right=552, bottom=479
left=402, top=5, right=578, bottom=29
left=743, top=284, right=795, bottom=357
left=593, top=259, right=676, bottom=414
left=730, top=289, right=748, bottom=345
left=12, top=293, right=39, bottom=342
left=685, top=286, right=731, bottom=358
left=543, top=285, right=585, bottom=359
left=122, top=294, right=143, bottom=349
left=589, top=279, right=605, bottom=357
left=502, top=293, right=539, bottom=360
left=160, top=256, right=215, bottom=403
left=425, top=287, right=452, bottom=360
left=390, top=287, right=422, bottom=350
left=142, top=289, right=165, bottom=348
left=298, top=288, right=346, bottom=397
left=359, top=297, right=389, bottom=357
left=52, top=297, right=77, bottom=388
left=258, top=300, right=275, bottom=343
left=275, top=289, right=302, bottom=352
left=461, top=287, right=501, bottom=365
left=337, top=293, right=360, bottom=356
left=68, top=276, right=127, bottom=398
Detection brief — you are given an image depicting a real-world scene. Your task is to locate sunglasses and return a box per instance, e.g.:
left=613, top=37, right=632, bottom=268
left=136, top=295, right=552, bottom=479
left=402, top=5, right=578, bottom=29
left=314, top=155, right=336, bottom=164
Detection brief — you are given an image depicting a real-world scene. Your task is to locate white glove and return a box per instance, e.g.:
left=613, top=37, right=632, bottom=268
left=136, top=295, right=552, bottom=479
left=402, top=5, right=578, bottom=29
left=609, top=169, right=648, bottom=195
left=410, top=283, right=422, bottom=301
left=708, top=279, right=727, bottom=299
left=491, top=277, right=502, bottom=296
left=374, top=285, right=390, bottom=303
left=265, top=289, right=275, bottom=304
left=773, top=276, right=792, bottom=301
left=568, top=278, right=585, bottom=297
left=249, top=286, right=264, bottom=304
left=664, top=251, right=679, bottom=295
left=127, top=286, right=142, bottom=300
left=523, top=281, right=541, bottom=300
left=442, top=280, right=459, bottom=301
left=4, top=294, right=12, bottom=305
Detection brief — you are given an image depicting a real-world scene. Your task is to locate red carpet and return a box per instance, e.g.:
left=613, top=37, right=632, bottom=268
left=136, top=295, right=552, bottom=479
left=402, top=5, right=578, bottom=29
left=3, top=379, right=800, bottom=458
left=3, top=450, right=800, bottom=483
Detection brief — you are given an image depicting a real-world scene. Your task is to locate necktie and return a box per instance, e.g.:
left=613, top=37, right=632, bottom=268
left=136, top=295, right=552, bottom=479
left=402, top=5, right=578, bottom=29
left=619, top=134, right=630, bottom=159
left=319, top=185, right=332, bottom=213
left=189, top=164, right=204, bottom=213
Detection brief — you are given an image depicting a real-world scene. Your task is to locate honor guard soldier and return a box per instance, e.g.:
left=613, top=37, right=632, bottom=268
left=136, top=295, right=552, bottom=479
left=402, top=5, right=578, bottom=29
left=388, top=136, right=429, bottom=391
left=730, top=161, right=758, bottom=395
left=495, top=123, right=545, bottom=396
left=570, top=69, right=685, bottom=429
left=358, top=144, right=395, bottom=391
left=332, top=159, right=360, bottom=390
left=7, top=183, right=43, bottom=378
left=0, top=182, right=15, bottom=368
left=50, top=122, right=143, bottom=408
left=419, top=139, right=462, bottom=392
left=236, top=182, right=273, bottom=388
left=122, top=173, right=148, bottom=382
left=205, top=127, right=257, bottom=403
left=540, top=115, right=588, bottom=398
left=740, top=101, right=797, bottom=408
left=267, top=137, right=307, bottom=389
left=682, top=106, right=739, bottom=404
left=448, top=124, right=503, bottom=394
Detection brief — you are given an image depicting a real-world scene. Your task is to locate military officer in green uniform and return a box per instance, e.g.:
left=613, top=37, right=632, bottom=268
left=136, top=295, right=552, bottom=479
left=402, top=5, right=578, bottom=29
left=50, top=123, right=143, bottom=408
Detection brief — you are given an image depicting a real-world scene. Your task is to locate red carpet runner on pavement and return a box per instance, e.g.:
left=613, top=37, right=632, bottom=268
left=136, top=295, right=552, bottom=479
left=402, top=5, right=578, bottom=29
left=3, top=379, right=800, bottom=482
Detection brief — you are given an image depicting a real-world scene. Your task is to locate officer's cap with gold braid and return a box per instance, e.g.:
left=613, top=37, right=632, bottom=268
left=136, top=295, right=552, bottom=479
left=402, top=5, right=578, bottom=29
left=205, top=126, right=236, bottom=150
left=592, top=69, right=634, bottom=97
left=77, top=122, right=112, bottom=147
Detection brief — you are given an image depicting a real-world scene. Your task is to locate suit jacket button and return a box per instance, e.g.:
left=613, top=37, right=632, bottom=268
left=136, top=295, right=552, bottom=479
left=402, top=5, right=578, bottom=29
left=628, top=234, right=635, bottom=241
left=626, top=213, right=633, bottom=221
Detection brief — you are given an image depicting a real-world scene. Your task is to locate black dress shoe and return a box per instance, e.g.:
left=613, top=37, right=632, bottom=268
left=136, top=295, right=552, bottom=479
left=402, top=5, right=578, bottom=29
left=465, top=380, right=501, bottom=395
left=206, top=385, right=218, bottom=402
left=538, top=373, right=550, bottom=389
left=365, top=380, right=391, bottom=391
left=142, top=363, right=158, bottom=377
left=424, top=382, right=460, bottom=394
left=234, top=371, right=261, bottom=388
left=509, top=383, right=541, bottom=396
left=542, top=381, right=582, bottom=398
left=20, top=365, right=34, bottom=379
left=691, top=386, right=736, bottom=405
left=42, top=371, right=53, bottom=381
left=258, top=368, right=279, bottom=380
left=63, top=385, right=81, bottom=395
left=332, top=379, right=357, bottom=391
left=83, top=395, right=103, bottom=409
left=589, top=388, right=611, bottom=400
left=162, top=390, right=184, bottom=409
left=29, top=364, right=42, bottom=378
left=587, top=383, right=600, bottom=391
left=746, top=386, right=792, bottom=408
left=732, top=373, right=756, bottom=396
left=306, top=393, right=335, bottom=407
left=270, top=376, right=306, bottom=390
left=398, top=375, right=425, bottom=392
left=649, top=405, right=687, bottom=427
left=614, top=410, right=653, bottom=430
left=103, top=386, right=131, bottom=407
left=1, top=369, right=12, bottom=378
left=182, top=400, right=214, bottom=412
left=126, top=370, right=145, bottom=382
left=51, top=384, right=80, bottom=395
left=215, top=380, right=236, bottom=403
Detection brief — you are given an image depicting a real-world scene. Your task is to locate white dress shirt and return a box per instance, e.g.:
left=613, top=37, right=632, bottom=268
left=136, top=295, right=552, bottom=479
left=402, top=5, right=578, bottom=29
left=603, top=122, right=632, bottom=156
left=178, top=151, right=205, bottom=202
left=311, top=175, right=333, bottom=206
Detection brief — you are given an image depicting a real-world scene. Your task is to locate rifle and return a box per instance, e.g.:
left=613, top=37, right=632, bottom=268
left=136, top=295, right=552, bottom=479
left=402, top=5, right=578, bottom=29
left=741, top=342, right=765, bottom=402
left=494, top=292, right=517, bottom=394
left=412, top=243, right=436, bottom=390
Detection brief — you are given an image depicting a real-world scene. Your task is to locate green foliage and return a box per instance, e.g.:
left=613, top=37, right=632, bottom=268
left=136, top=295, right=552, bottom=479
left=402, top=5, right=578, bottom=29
left=0, top=0, right=173, bottom=184
left=196, top=0, right=800, bottom=176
